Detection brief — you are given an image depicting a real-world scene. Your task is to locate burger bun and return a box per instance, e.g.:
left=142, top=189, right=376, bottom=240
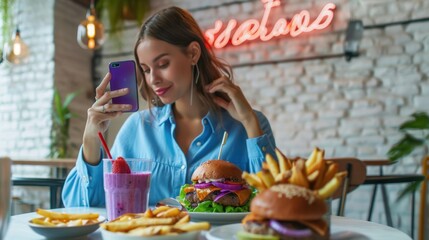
left=191, top=160, right=243, bottom=182
left=251, top=184, right=327, bottom=221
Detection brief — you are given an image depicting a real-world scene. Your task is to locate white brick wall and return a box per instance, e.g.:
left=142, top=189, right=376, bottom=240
left=0, top=0, right=92, bottom=211
left=148, top=0, right=429, bottom=237
left=1, top=0, right=91, bottom=159
left=1, top=0, right=55, bottom=160
left=1, top=0, right=428, bottom=237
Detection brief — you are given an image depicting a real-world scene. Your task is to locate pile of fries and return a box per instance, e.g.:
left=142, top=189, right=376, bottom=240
left=100, top=206, right=210, bottom=237
left=30, top=208, right=101, bottom=227
left=242, top=147, right=347, bottom=199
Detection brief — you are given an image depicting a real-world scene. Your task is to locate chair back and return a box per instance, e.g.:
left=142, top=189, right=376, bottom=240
left=0, top=157, right=11, bottom=240
left=419, top=156, right=429, bottom=240
left=326, top=157, right=366, bottom=199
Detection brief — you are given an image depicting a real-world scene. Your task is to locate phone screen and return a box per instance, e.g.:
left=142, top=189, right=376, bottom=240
left=109, top=60, right=139, bottom=112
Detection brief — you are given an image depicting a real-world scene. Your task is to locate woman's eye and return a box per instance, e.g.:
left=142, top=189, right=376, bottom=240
left=143, top=69, right=150, bottom=74
left=159, top=62, right=169, bottom=68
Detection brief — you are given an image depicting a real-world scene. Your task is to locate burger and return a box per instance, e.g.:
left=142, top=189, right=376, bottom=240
left=237, top=184, right=329, bottom=240
left=179, top=160, right=255, bottom=212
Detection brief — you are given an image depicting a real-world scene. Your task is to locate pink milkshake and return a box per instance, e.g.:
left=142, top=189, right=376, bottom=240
left=103, top=158, right=152, bottom=220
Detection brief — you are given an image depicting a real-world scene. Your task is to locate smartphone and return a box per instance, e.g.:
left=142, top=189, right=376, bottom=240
left=109, top=60, right=139, bottom=112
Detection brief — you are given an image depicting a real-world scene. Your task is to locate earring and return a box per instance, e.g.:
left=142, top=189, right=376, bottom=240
left=194, top=64, right=200, bottom=84
left=151, top=96, right=160, bottom=106
left=190, top=64, right=198, bottom=106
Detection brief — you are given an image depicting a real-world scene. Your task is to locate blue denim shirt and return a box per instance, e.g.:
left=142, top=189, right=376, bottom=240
left=62, top=104, right=276, bottom=207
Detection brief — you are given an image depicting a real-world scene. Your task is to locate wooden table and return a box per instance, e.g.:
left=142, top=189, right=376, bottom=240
left=12, top=158, right=76, bottom=168
left=11, top=158, right=76, bottom=209
left=12, top=158, right=76, bottom=178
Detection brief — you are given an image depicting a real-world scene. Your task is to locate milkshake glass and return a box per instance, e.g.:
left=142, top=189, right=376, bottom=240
left=103, top=158, right=152, bottom=220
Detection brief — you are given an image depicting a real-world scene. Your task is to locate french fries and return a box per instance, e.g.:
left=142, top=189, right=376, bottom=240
left=100, top=206, right=210, bottom=236
left=317, top=171, right=347, bottom=199
left=289, top=159, right=309, bottom=188
left=242, top=171, right=266, bottom=191
left=241, top=147, right=347, bottom=200
left=257, top=169, right=275, bottom=189
left=30, top=209, right=101, bottom=227
left=266, top=154, right=280, bottom=178
left=275, top=148, right=292, bottom=172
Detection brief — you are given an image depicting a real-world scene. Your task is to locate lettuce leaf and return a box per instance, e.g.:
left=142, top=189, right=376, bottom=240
left=178, top=184, right=257, bottom=213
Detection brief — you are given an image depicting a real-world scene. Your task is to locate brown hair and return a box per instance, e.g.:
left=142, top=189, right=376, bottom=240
left=133, top=6, right=232, bottom=118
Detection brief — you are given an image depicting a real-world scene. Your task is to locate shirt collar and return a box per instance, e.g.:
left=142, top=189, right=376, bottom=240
left=203, top=110, right=216, bottom=133
left=155, top=104, right=173, bottom=126
left=155, top=104, right=217, bottom=133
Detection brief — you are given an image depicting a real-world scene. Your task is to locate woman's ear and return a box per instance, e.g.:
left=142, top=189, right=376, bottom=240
left=188, top=41, right=201, bottom=64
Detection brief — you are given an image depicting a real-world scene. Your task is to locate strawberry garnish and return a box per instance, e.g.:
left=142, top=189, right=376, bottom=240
left=112, top=157, right=131, bottom=173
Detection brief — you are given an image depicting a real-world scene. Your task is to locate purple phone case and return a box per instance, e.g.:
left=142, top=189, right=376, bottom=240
left=109, top=60, right=139, bottom=112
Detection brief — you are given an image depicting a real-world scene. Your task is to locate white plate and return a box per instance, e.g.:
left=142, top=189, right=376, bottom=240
left=206, top=223, right=370, bottom=240
left=188, top=212, right=248, bottom=226
left=28, top=216, right=105, bottom=239
left=100, top=227, right=201, bottom=240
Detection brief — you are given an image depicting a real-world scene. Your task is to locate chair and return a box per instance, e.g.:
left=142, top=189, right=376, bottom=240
left=362, top=159, right=424, bottom=239
left=11, top=158, right=75, bottom=210
left=12, top=177, right=65, bottom=209
left=418, top=156, right=429, bottom=240
left=326, top=157, right=367, bottom=216
left=0, top=157, right=12, bottom=237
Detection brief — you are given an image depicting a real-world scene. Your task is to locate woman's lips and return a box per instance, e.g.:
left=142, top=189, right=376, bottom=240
left=154, top=86, right=171, bottom=96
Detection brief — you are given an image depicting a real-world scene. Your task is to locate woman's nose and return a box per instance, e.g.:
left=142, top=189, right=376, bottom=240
left=148, top=71, right=161, bottom=85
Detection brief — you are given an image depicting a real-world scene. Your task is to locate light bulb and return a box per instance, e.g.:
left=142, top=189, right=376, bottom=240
left=3, top=29, right=29, bottom=64
left=77, top=8, right=104, bottom=50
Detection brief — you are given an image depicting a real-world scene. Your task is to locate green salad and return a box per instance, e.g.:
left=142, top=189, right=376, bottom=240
left=178, top=184, right=257, bottom=213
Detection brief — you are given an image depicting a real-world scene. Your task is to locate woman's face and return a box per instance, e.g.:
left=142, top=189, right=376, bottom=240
left=136, top=37, right=193, bottom=105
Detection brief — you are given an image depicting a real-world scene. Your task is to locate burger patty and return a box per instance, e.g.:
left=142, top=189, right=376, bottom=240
left=185, top=191, right=243, bottom=206
left=244, top=221, right=328, bottom=240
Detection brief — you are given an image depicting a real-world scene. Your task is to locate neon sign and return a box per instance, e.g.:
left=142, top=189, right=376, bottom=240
left=205, top=0, right=336, bottom=49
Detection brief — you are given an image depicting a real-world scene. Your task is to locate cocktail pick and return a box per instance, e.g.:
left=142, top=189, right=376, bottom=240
left=217, top=131, right=228, bottom=160
left=98, top=131, right=113, bottom=159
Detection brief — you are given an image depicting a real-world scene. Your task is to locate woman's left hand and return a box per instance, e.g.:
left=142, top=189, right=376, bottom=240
left=206, top=76, right=263, bottom=138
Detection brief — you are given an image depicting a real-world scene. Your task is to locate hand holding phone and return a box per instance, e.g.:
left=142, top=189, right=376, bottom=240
left=109, top=60, right=139, bottom=112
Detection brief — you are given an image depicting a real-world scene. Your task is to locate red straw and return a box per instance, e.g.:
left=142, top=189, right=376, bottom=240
left=98, top=131, right=113, bottom=159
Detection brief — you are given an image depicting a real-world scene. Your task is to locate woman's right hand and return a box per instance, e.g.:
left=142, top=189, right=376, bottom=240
left=82, top=72, right=132, bottom=164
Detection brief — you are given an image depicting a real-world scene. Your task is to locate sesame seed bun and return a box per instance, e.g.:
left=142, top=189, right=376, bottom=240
left=250, top=184, right=327, bottom=221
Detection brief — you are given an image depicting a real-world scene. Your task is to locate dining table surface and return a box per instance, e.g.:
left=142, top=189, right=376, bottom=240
left=4, top=207, right=412, bottom=240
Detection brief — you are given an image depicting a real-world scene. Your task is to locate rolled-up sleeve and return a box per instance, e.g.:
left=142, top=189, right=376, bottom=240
left=246, top=111, right=276, bottom=173
left=62, top=147, right=105, bottom=207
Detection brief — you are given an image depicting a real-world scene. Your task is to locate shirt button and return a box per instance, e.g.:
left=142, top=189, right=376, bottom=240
left=262, top=146, right=266, bottom=152
left=203, top=119, right=207, bottom=124
left=196, top=142, right=201, bottom=146
left=181, top=165, right=186, bottom=170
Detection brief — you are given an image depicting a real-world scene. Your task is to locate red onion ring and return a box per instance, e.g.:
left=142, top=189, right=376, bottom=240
left=194, top=183, right=213, bottom=189
left=213, top=191, right=230, bottom=202
left=212, top=182, right=243, bottom=190
left=269, top=220, right=312, bottom=238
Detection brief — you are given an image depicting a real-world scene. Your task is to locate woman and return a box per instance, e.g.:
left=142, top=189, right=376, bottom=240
left=62, top=6, right=276, bottom=207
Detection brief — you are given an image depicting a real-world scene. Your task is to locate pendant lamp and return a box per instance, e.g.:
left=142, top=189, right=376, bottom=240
left=77, top=0, right=105, bottom=50
left=3, top=27, right=29, bottom=64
